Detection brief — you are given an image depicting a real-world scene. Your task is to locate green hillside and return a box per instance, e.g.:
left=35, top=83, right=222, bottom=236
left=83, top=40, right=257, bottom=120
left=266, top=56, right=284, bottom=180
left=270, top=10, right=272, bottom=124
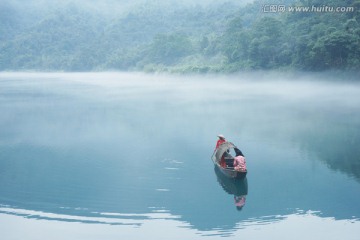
left=0, top=0, right=359, bottom=72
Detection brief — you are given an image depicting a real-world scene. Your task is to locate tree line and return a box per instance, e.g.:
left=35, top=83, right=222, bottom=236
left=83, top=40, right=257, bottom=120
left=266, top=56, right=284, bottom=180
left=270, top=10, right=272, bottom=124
left=0, top=0, right=359, bottom=73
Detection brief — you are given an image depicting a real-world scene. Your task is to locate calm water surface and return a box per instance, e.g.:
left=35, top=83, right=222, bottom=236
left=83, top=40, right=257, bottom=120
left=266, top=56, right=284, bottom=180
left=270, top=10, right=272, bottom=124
left=0, top=72, right=360, bottom=240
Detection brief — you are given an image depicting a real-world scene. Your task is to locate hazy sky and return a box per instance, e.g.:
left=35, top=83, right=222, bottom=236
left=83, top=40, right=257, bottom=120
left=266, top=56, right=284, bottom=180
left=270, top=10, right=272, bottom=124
left=2, top=0, right=256, bottom=24
left=5, top=0, right=256, bottom=10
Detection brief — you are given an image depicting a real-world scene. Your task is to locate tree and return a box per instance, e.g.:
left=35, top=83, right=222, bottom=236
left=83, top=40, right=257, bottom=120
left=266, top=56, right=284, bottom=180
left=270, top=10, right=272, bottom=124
left=310, top=30, right=359, bottom=70
left=143, top=33, right=193, bottom=65
left=248, top=17, right=284, bottom=68
left=222, top=16, right=247, bottom=64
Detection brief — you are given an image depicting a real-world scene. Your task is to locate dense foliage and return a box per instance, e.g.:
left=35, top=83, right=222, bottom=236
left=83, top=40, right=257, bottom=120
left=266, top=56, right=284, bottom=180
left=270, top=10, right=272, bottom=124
left=0, top=0, right=359, bottom=72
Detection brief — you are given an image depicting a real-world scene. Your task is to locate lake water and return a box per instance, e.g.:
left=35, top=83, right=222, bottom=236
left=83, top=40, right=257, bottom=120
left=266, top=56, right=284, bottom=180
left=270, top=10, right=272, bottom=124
left=0, top=72, right=360, bottom=240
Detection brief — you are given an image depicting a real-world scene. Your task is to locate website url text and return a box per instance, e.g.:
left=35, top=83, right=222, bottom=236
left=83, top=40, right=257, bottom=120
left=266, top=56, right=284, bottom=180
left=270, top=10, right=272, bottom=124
left=262, top=5, right=355, bottom=13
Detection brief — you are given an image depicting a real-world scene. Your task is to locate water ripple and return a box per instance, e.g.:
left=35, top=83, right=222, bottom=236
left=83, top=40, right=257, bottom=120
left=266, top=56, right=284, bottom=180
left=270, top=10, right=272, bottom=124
left=0, top=206, right=180, bottom=226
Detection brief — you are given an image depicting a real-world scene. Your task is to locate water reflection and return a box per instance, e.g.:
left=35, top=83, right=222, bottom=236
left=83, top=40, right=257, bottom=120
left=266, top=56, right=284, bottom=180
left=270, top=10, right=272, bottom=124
left=214, top=167, right=248, bottom=211
left=298, top=122, right=360, bottom=182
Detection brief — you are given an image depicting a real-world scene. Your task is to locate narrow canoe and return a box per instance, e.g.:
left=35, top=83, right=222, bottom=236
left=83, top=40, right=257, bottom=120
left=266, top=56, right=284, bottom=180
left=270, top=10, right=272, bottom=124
left=211, top=142, right=247, bottom=179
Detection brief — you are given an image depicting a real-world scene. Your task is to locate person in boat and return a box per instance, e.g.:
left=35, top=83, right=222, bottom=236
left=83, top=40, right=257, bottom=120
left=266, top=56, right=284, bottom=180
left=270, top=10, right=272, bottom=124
left=215, top=134, right=226, bottom=150
left=233, top=155, right=246, bottom=172
left=215, top=134, right=227, bottom=167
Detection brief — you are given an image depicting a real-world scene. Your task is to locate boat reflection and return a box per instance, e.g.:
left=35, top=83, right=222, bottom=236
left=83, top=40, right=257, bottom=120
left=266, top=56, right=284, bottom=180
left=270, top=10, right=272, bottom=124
left=214, top=166, right=248, bottom=211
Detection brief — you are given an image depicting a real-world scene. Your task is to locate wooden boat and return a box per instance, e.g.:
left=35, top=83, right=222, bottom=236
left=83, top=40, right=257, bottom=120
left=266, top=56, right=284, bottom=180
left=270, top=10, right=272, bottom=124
left=211, top=142, right=247, bottom=179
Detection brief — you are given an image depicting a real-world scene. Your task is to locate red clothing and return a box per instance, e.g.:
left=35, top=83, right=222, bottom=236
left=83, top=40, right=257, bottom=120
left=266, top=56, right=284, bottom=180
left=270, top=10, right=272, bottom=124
left=215, top=139, right=226, bottom=149
left=220, top=158, right=226, bottom=168
left=215, top=138, right=226, bottom=168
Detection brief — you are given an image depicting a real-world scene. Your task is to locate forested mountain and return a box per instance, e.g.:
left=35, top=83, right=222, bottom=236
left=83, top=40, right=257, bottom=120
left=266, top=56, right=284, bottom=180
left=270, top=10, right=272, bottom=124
left=0, top=0, right=359, bottom=72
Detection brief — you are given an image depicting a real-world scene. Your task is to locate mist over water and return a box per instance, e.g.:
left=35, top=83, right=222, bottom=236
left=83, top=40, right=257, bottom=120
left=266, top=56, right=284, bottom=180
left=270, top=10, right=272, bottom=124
left=0, top=72, right=359, bottom=240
